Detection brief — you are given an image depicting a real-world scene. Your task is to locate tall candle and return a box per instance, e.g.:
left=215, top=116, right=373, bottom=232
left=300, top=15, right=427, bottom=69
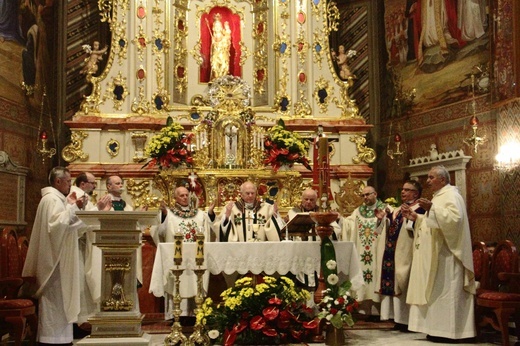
left=195, top=230, right=205, bottom=266
left=319, top=136, right=328, bottom=163
left=318, top=136, right=329, bottom=209
left=174, top=231, right=183, bottom=266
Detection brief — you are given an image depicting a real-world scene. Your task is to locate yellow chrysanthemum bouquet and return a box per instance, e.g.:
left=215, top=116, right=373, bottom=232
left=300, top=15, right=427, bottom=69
left=198, top=276, right=318, bottom=345
left=144, top=116, right=194, bottom=169
left=263, top=119, right=312, bottom=172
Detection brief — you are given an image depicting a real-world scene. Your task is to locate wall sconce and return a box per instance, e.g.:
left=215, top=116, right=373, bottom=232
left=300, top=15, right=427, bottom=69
left=494, top=141, right=520, bottom=173
left=37, top=88, right=56, bottom=163
left=463, top=74, right=487, bottom=153
left=387, top=132, right=404, bottom=163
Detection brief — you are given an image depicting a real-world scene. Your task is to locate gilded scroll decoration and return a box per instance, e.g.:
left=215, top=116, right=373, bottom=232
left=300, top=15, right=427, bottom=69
left=105, top=72, right=129, bottom=111
left=131, top=86, right=150, bottom=114
left=350, top=135, right=376, bottom=164
left=295, top=34, right=309, bottom=65
left=113, top=21, right=128, bottom=65
left=313, top=76, right=332, bottom=113
left=132, top=26, right=148, bottom=62
left=312, top=30, right=325, bottom=68
left=62, top=131, right=89, bottom=163
left=326, top=1, right=340, bottom=34
left=311, top=0, right=322, bottom=16
left=332, top=85, right=361, bottom=119
left=294, top=90, right=312, bottom=117
left=252, top=8, right=268, bottom=96
left=190, top=41, right=204, bottom=66
left=98, top=0, right=113, bottom=23
left=126, top=179, right=159, bottom=209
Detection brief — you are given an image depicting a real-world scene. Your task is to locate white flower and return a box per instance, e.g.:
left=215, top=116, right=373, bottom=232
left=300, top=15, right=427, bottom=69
left=326, top=314, right=333, bottom=321
left=208, top=330, right=220, bottom=339
left=327, top=274, right=339, bottom=285
left=326, top=260, right=337, bottom=270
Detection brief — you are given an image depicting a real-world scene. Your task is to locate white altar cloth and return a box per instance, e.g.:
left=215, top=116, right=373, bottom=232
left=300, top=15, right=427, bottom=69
left=149, top=241, right=363, bottom=298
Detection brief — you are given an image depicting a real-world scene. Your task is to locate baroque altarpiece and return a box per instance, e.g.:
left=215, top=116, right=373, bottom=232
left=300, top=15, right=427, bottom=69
left=63, top=0, right=376, bottom=215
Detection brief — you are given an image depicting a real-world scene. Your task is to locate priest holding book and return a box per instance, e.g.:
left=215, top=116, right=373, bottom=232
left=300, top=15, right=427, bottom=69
left=286, top=188, right=341, bottom=241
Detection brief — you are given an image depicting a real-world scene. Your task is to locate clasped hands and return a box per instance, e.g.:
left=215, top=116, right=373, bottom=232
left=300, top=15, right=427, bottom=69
left=67, top=192, right=113, bottom=210
left=401, top=198, right=432, bottom=221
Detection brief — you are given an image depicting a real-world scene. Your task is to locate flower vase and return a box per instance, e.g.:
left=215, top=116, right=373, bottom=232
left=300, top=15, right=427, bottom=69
left=325, top=324, right=346, bottom=346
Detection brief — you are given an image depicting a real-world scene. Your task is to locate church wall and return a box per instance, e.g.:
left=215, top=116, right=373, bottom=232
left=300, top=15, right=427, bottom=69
left=0, top=97, right=53, bottom=234
left=376, top=0, right=520, bottom=246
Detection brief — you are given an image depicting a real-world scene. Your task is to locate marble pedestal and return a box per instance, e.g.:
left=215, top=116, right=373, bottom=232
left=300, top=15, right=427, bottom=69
left=76, top=211, right=159, bottom=345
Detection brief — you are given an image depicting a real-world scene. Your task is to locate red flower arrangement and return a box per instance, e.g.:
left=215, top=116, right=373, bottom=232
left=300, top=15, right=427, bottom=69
left=198, top=276, right=318, bottom=345
left=144, top=116, right=194, bottom=169
left=263, top=119, right=311, bottom=172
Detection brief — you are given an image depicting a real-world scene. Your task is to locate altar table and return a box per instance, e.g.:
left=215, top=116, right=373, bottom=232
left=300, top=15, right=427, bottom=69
left=149, top=241, right=363, bottom=299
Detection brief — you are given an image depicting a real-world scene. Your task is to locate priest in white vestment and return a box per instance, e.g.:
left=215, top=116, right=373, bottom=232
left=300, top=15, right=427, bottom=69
left=68, top=172, right=111, bottom=325
left=340, top=185, right=383, bottom=318
left=402, top=165, right=476, bottom=341
left=374, top=180, right=425, bottom=331
left=218, top=181, right=283, bottom=242
left=150, top=186, right=216, bottom=318
left=22, top=167, right=109, bottom=344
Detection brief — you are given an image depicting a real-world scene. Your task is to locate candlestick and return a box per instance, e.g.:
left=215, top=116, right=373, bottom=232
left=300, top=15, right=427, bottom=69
left=164, top=268, right=188, bottom=345
left=173, top=231, right=183, bottom=266
left=188, top=268, right=210, bottom=345
left=195, top=230, right=205, bottom=266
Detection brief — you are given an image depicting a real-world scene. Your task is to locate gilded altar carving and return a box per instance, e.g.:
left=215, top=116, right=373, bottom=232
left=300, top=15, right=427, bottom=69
left=334, top=174, right=364, bottom=216
left=350, top=135, right=376, bottom=164
left=102, top=257, right=133, bottom=311
left=153, top=169, right=305, bottom=212
left=61, top=131, right=89, bottom=163
left=66, top=0, right=377, bottom=213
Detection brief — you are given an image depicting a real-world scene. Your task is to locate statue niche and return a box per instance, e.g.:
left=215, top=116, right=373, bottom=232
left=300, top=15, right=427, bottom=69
left=200, top=7, right=241, bottom=83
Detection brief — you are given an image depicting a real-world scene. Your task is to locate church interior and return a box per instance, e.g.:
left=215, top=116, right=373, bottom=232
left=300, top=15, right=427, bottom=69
left=0, top=0, right=519, bottom=344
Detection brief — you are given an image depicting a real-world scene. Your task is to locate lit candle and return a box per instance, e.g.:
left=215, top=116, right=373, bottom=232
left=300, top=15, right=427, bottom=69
left=174, top=231, right=183, bottom=266
left=195, top=230, right=205, bottom=266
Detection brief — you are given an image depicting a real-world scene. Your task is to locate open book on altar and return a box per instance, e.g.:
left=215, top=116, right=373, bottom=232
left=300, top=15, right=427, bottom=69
left=281, top=213, right=316, bottom=240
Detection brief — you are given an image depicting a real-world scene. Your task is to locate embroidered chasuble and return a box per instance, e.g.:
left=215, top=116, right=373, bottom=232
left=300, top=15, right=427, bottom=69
left=150, top=205, right=215, bottom=319
left=341, top=199, right=385, bottom=302
left=219, top=199, right=283, bottom=242
left=151, top=205, right=214, bottom=244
